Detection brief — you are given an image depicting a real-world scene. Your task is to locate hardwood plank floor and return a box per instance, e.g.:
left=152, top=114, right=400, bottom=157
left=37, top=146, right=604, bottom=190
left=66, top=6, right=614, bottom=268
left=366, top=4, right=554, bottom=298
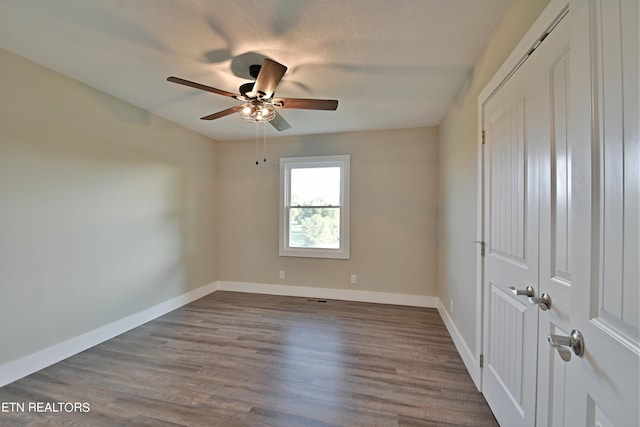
left=0, top=292, right=498, bottom=426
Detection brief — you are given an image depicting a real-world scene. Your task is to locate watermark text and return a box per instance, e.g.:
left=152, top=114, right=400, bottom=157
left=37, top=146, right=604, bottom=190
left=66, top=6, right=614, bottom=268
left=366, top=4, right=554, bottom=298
left=1, top=401, right=90, bottom=413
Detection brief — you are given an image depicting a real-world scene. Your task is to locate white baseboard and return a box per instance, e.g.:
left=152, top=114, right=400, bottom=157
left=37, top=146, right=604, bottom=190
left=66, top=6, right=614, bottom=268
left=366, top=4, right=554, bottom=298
left=0, top=282, right=218, bottom=388
left=436, top=300, right=481, bottom=390
left=216, top=281, right=439, bottom=308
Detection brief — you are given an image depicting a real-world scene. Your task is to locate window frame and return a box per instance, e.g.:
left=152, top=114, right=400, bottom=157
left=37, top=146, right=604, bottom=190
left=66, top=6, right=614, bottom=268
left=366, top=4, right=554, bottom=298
left=279, top=155, right=350, bottom=259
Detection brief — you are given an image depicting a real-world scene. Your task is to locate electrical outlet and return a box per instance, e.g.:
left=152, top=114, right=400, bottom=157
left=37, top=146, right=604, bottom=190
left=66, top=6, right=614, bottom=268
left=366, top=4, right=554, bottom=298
left=450, top=299, right=454, bottom=313
left=351, top=274, right=357, bottom=284
left=279, top=271, right=285, bottom=280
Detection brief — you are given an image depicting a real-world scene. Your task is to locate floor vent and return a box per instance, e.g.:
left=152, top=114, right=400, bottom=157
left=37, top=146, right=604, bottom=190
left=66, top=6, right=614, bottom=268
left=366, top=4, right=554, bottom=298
left=306, top=299, right=328, bottom=303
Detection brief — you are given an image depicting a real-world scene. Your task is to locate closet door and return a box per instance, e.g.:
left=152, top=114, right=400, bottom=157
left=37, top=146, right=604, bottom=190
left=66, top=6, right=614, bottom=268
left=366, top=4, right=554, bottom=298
left=482, top=10, right=570, bottom=427
left=482, top=58, right=539, bottom=426
left=565, top=0, right=639, bottom=425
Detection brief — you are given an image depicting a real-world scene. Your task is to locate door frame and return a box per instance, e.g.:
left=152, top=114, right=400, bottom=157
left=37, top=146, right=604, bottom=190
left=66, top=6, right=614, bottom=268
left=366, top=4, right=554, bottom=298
left=474, top=0, right=569, bottom=391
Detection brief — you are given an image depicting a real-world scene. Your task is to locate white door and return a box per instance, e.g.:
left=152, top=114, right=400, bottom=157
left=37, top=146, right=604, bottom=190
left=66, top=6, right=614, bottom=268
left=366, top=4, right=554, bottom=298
left=482, top=1, right=638, bottom=425
left=535, top=15, right=573, bottom=427
left=564, top=0, right=639, bottom=425
left=482, top=10, right=570, bottom=427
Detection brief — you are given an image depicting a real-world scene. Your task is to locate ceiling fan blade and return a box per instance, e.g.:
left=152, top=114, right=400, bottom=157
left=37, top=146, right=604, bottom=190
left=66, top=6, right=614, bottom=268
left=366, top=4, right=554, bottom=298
left=200, top=105, right=242, bottom=120
left=272, top=97, right=338, bottom=110
left=252, top=59, right=287, bottom=99
left=269, top=111, right=292, bottom=131
left=167, top=76, right=240, bottom=99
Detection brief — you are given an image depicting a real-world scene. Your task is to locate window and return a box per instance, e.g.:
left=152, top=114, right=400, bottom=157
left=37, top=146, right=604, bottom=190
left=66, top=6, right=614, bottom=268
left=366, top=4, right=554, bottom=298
left=280, top=155, right=350, bottom=259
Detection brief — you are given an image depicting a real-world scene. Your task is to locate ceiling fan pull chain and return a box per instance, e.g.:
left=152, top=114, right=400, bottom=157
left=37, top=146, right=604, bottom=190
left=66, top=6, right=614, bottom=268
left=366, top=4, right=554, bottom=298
left=255, top=123, right=259, bottom=165
left=263, top=122, right=267, bottom=163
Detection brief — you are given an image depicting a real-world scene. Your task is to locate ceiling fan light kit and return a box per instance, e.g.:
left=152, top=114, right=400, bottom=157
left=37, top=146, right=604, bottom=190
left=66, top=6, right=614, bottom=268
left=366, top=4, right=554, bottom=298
left=239, top=100, right=277, bottom=123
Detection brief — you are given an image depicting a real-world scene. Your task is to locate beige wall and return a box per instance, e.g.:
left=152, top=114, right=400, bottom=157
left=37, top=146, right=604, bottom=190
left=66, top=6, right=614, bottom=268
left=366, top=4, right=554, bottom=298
left=0, top=48, right=218, bottom=365
left=438, top=0, right=550, bottom=352
left=216, top=127, right=438, bottom=296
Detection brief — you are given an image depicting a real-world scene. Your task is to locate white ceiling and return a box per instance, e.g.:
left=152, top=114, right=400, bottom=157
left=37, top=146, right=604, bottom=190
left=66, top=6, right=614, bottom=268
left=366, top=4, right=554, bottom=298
left=0, top=0, right=510, bottom=141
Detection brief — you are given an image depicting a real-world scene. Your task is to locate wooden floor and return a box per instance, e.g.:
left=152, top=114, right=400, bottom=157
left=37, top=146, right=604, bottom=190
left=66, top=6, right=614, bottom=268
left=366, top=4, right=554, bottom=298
left=0, top=292, right=497, bottom=426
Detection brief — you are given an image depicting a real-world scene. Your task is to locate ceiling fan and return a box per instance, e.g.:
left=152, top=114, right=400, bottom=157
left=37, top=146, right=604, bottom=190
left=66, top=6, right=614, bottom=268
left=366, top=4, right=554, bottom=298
left=167, top=58, right=338, bottom=131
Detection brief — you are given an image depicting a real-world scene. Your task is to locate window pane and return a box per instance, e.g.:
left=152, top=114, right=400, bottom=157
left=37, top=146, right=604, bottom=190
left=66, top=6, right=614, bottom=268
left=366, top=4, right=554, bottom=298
left=289, top=207, right=340, bottom=248
left=290, top=167, right=340, bottom=206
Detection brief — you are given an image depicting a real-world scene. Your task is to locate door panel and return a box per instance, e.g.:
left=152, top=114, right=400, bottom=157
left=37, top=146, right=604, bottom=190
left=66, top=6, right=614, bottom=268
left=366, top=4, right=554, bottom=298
left=489, top=97, right=527, bottom=263
left=488, top=282, right=528, bottom=404
left=591, top=0, right=639, bottom=354
left=549, top=50, right=571, bottom=287
left=592, top=0, right=639, bottom=337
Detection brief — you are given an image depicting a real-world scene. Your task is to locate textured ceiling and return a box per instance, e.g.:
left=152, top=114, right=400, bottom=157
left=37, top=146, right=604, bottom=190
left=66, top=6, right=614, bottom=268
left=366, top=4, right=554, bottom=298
left=0, top=0, right=510, bottom=141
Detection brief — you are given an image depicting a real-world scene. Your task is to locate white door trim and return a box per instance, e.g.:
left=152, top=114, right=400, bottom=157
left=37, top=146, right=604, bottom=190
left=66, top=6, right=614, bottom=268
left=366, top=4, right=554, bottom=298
left=475, top=0, right=570, bottom=392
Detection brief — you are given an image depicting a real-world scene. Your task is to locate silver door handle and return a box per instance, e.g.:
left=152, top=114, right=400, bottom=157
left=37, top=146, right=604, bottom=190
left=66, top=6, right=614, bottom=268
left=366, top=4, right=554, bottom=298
left=509, top=286, right=551, bottom=310
left=548, top=329, right=585, bottom=361
left=528, top=293, right=551, bottom=311
left=509, top=286, right=535, bottom=297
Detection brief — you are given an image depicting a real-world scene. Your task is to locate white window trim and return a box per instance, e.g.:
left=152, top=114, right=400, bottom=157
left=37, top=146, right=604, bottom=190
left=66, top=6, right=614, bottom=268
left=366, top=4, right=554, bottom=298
left=279, top=155, right=350, bottom=259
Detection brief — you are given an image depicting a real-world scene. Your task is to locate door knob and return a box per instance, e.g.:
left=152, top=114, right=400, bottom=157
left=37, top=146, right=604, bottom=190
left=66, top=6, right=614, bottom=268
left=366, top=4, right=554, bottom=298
left=528, top=293, right=551, bottom=311
left=548, top=329, right=585, bottom=361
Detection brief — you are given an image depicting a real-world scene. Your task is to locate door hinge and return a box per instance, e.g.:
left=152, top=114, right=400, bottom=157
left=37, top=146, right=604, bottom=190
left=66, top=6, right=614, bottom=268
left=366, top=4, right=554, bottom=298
left=481, top=130, right=486, bottom=145
left=480, top=354, right=484, bottom=368
left=474, top=241, right=486, bottom=257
